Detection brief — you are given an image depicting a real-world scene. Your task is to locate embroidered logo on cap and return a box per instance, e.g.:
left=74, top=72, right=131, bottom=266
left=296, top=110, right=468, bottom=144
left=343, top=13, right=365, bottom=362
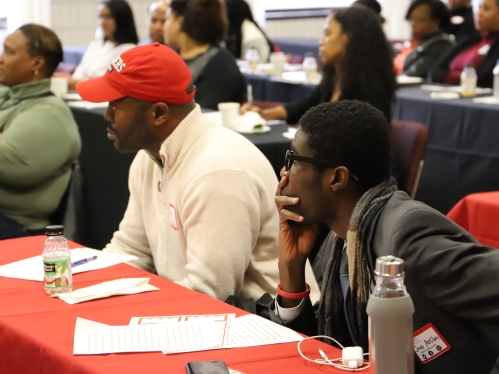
left=413, top=323, right=451, bottom=364
left=109, top=56, right=126, bottom=73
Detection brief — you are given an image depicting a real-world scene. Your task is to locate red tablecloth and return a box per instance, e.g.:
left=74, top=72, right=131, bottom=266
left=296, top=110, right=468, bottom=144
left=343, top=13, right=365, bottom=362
left=447, top=191, right=499, bottom=248
left=0, top=237, right=343, bottom=374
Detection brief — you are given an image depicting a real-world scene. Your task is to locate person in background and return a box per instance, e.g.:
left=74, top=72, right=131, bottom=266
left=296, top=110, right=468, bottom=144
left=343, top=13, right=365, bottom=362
left=351, top=0, right=384, bottom=23
left=0, top=24, right=81, bottom=240
left=225, top=0, right=273, bottom=62
left=242, top=7, right=396, bottom=124
left=394, top=0, right=454, bottom=77
left=75, top=44, right=319, bottom=301
left=444, top=0, right=477, bottom=43
left=138, top=0, right=170, bottom=45
left=430, top=0, right=499, bottom=87
left=69, top=0, right=138, bottom=89
left=271, top=100, right=499, bottom=374
left=164, top=0, right=245, bottom=110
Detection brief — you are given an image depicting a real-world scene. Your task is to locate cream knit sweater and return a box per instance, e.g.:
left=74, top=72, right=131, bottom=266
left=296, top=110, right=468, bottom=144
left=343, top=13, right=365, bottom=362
left=104, top=106, right=284, bottom=301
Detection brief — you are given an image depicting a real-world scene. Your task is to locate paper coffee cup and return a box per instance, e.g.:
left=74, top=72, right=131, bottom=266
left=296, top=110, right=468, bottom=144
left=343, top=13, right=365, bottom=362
left=51, top=77, right=68, bottom=99
left=218, top=102, right=240, bottom=130
left=270, top=52, right=286, bottom=76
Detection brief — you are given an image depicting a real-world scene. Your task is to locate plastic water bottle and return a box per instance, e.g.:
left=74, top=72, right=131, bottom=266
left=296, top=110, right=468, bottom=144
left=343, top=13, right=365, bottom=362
left=43, top=225, right=72, bottom=295
left=460, top=63, right=477, bottom=97
left=302, top=52, right=318, bottom=83
left=245, top=47, right=260, bottom=72
left=366, top=256, right=414, bottom=374
left=493, top=59, right=499, bottom=99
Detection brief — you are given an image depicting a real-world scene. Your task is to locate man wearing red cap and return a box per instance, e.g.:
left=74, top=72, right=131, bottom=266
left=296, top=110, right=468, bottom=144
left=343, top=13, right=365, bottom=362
left=76, top=43, right=314, bottom=301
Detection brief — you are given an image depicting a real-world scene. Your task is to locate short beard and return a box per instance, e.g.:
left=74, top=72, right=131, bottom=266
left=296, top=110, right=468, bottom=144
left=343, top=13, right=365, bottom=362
left=114, top=104, right=159, bottom=153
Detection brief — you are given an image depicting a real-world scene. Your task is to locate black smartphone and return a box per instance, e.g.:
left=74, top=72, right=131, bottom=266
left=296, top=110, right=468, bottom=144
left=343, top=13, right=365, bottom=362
left=185, top=360, right=230, bottom=374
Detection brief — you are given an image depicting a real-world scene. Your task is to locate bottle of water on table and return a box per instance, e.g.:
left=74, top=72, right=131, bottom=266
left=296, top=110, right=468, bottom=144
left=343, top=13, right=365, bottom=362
left=460, top=63, right=477, bottom=97
left=366, top=256, right=414, bottom=374
left=43, top=225, right=72, bottom=295
left=302, top=52, right=318, bottom=83
left=493, top=59, right=499, bottom=99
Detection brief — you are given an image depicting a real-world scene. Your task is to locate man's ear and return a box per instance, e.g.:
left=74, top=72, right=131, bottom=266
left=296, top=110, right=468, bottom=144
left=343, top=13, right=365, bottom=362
left=149, top=102, right=169, bottom=126
left=329, top=166, right=350, bottom=192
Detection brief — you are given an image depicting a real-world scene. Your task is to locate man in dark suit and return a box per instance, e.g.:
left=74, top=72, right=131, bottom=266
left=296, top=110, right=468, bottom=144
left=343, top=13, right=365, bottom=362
left=271, top=100, right=499, bottom=374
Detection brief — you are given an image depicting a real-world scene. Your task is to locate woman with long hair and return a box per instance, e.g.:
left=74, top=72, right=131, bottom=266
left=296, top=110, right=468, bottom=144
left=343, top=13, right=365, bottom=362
left=69, top=0, right=138, bottom=88
left=242, top=6, right=396, bottom=124
left=164, top=0, right=245, bottom=110
left=225, top=0, right=273, bottom=62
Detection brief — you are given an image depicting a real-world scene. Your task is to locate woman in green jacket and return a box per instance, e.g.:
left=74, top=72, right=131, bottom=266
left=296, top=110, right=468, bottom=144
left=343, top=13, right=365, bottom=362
left=0, top=24, right=81, bottom=239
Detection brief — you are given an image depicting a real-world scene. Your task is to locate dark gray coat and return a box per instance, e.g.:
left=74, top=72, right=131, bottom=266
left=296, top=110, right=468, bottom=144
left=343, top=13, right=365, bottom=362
left=271, top=191, right=499, bottom=374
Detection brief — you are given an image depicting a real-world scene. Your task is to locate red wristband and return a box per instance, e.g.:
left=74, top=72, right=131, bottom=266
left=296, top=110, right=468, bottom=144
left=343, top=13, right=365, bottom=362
left=276, top=283, right=311, bottom=299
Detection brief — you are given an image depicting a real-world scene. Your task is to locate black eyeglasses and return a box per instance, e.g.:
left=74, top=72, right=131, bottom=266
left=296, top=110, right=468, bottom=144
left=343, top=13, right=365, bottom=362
left=285, top=150, right=360, bottom=182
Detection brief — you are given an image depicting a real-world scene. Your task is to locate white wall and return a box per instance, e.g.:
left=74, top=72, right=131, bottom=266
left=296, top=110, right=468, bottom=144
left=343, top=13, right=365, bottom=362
left=0, top=0, right=51, bottom=32
left=51, top=0, right=152, bottom=46
left=8, top=0, right=483, bottom=47
left=257, top=0, right=413, bottom=41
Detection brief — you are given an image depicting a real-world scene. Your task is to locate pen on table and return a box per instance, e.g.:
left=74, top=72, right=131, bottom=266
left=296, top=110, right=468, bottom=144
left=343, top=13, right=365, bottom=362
left=71, top=256, right=98, bottom=267
left=247, top=84, right=253, bottom=111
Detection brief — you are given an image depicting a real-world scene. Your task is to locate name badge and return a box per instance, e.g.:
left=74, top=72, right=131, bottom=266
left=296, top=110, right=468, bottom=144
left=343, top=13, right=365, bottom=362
left=413, top=323, right=451, bottom=364
left=170, top=204, right=178, bottom=230
left=478, top=44, right=490, bottom=56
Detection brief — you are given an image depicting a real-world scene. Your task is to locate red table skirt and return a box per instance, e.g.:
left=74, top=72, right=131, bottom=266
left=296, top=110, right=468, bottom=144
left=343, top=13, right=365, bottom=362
left=447, top=191, right=499, bottom=248
left=0, top=236, right=345, bottom=374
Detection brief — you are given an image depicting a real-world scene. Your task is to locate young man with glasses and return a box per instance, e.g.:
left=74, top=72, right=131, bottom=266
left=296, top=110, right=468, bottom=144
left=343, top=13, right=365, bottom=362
left=271, top=100, right=499, bottom=374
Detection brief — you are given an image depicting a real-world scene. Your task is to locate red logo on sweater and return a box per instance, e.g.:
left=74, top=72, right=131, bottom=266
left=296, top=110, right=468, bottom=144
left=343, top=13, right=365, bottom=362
left=170, top=204, right=178, bottom=230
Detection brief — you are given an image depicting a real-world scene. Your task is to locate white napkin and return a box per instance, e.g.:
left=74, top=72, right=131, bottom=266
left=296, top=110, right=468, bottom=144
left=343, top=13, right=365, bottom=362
left=52, top=278, right=158, bottom=304
left=282, top=126, right=298, bottom=139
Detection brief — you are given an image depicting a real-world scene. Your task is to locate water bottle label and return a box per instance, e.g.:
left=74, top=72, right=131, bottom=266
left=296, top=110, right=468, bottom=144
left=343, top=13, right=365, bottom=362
left=43, top=258, right=72, bottom=289
left=413, top=323, right=451, bottom=364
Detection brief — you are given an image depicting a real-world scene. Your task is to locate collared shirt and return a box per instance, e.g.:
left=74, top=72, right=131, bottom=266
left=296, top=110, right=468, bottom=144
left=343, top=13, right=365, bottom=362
left=275, top=243, right=349, bottom=322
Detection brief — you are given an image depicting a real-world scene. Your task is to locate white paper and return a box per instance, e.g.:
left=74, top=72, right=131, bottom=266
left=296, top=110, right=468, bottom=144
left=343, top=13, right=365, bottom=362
left=0, top=248, right=138, bottom=281
left=64, top=92, right=82, bottom=101
left=231, top=314, right=302, bottom=348
left=130, top=314, right=234, bottom=353
left=68, top=101, right=109, bottom=109
left=397, top=75, right=423, bottom=85
left=129, top=313, right=302, bottom=349
left=421, top=84, right=493, bottom=95
left=53, top=278, right=159, bottom=304
left=75, top=317, right=110, bottom=331
left=282, top=126, right=298, bottom=139
left=473, top=96, right=499, bottom=105
left=203, top=112, right=272, bottom=132
left=73, top=318, right=218, bottom=355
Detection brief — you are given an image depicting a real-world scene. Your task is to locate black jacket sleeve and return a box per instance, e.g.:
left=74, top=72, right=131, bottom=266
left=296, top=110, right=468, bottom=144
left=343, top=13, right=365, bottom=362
left=193, top=48, right=246, bottom=110
left=403, top=40, right=455, bottom=78
left=283, top=85, right=327, bottom=125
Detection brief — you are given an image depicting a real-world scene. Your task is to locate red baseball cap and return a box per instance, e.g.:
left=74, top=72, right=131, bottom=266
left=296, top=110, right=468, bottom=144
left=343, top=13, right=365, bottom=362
left=76, top=43, right=195, bottom=104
